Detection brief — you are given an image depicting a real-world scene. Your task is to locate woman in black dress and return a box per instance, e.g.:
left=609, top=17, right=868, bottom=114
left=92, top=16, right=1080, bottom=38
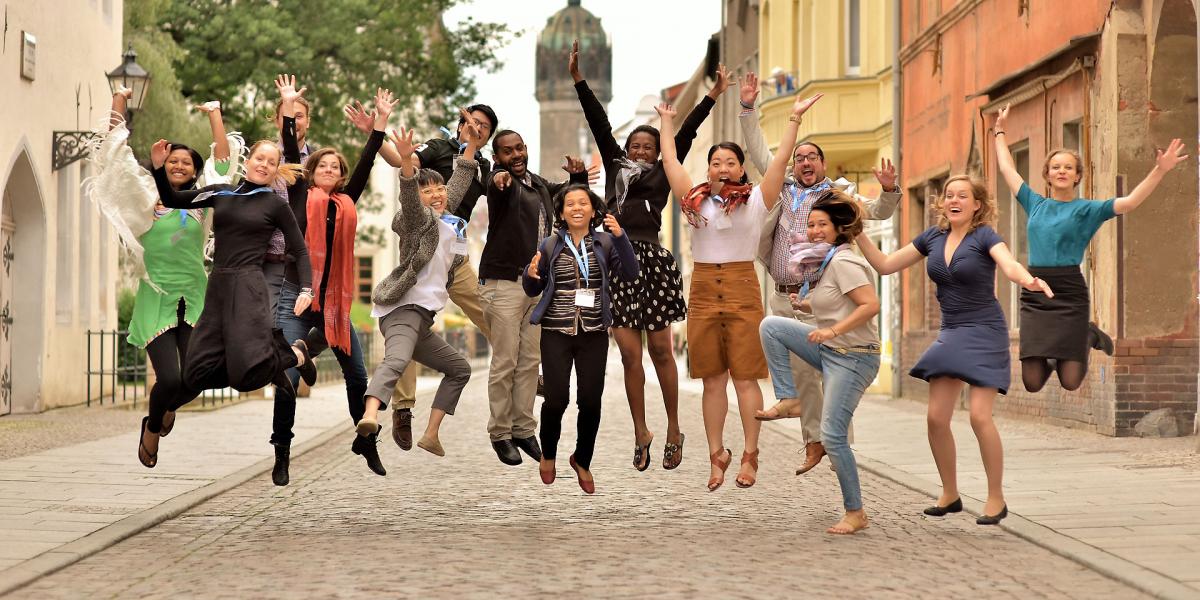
left=856, top=175, right=1052, bottom=524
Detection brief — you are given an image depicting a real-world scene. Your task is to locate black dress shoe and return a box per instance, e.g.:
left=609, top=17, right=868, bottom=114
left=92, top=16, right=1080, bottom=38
left=272, top=443, right=290, bottom=486
left=293, top=340, right=317, bottom=387
left=351, top=429, right=387, bottom=476
left=1088, top=322, right=1115, bottom=356
left=304, top=326, right=329, bottom=357
left=977, top=505, right=1008, bottom=525
left=923, top=497, right=963, bottom=516
left=536, top=375, right=545, bottom=397
left=513, top=435, right=543, bottom=461
left=492, top=439, right=522, bottom=466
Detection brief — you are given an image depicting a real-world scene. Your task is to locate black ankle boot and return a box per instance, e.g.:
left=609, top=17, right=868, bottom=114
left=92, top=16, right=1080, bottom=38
left=1088, top=322, right=1115, bottom=356
left=351, top=429, right=387, bottom=476
left=272, top=443, right=290, bottom=486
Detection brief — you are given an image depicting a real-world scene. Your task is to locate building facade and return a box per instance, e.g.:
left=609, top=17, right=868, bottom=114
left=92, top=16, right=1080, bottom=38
left=898, top=0, right=1198, bottom=435
left=0, top=0, right=124, bottom=414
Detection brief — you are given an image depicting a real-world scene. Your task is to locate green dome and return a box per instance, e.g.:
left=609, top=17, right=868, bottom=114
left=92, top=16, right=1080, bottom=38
left=539, top=0, right=607, bottom=52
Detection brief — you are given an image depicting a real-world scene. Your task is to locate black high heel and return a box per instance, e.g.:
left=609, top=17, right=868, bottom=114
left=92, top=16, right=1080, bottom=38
left=137, top=417, right=157, bottom=469
left=977, top=505, right=1009, bottom=525
left=923, top=497, right=963, bottom=517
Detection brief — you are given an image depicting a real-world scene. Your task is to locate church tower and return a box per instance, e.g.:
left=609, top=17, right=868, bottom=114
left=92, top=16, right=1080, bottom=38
left=535, top=0, right=611, bottom=179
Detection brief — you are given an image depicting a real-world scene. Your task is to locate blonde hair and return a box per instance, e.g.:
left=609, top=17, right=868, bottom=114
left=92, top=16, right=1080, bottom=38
left=247, top=140, right=302, bottom=186
left=935, top=174, right=996, bottom=231
left=1041, top=148, right=1084, bottom=186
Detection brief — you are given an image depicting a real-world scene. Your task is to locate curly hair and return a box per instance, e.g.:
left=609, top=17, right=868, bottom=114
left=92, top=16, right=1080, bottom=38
left=809, top=189, right=864, bottom=245
left=552, top=184, right=604, bottom=230
left=934, top=174, right=996, bottom=231
left=303, top=148, right=349, bottom=191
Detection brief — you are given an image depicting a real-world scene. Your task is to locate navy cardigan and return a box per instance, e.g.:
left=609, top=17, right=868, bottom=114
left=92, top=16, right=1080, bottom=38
left=522, top=228, right=639, bottom=327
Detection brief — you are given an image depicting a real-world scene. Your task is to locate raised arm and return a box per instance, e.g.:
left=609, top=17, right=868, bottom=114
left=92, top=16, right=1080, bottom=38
left=570, top=40, right=623, bottom=164
left=150, top=140, right=217, bottom=208
left=388, top=127, right=428, bottom=237
left=854, top=232, right=924, bottom=275
left=675, top=64, right=728, bottom=160
left=1114, top=138, right=1189, bottom=215
left=992, top=104, right=1026, bottom=194
left=761, top=94, right=823, bottom=209
left=737, top=72, right=773, bottom=175
left=989, top=242, right=1054, bottom=297
left=109, top=87, right=131, bottom=132
left=344, top=88, right=396, bottom=201
left=655, top=103, right=694, bottom=199
left=443, top=108, right=485, bottom=214
left=196, top=101, right=230, bottom=163
left=275, top=74, right=306, bottom=165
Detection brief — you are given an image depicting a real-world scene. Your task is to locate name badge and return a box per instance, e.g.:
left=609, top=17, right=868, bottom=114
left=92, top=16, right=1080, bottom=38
left=451, top=238, right=469, bottom=255
left=713, top=213, right=733, bottom=230
left=575, top=289, right=596, bottom=308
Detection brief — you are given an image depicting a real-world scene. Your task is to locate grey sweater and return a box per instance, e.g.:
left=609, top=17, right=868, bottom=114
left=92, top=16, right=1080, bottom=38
left=372, top=156, right=476, bottom=306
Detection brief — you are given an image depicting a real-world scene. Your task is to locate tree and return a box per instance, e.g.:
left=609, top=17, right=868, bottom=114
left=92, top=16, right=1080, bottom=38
left=159, top=0, right=510, bottom=162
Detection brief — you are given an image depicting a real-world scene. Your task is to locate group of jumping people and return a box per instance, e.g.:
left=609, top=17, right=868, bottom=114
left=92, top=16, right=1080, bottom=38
left=88, top=39, right=1188, bottom=536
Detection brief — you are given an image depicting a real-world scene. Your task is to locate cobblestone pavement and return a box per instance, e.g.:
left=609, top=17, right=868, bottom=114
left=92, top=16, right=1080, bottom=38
left=10, top=362, right=1145, bottom=599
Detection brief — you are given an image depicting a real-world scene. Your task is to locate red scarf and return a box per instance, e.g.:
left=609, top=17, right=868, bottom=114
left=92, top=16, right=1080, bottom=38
left=680, top=181, right=754, bottom=228
left=305, top=187, right=357, bottom=353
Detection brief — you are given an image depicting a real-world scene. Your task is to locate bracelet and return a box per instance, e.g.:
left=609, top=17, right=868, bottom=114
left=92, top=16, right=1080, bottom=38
left=299, top=288, right=314, bottom=297
left=829, top=325, right=839, bottom=337
left=994, top=130, right=1006, bottom=136
left=739, top=100, right=755, bottom=110
left=788, top=115, right=802, bottom=124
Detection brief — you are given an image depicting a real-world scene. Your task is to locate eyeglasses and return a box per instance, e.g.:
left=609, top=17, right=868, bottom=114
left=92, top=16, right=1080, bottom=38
left=794, top=153, right=822, bottom=164
left=420, top=185, right=447, bottom=195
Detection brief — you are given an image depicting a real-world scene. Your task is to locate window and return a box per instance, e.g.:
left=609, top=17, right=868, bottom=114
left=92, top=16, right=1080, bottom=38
left=56, top=167, right=76, bottom=323
left=846, top=0, right=861, bottom=76
left=356, top=256, right=374, bottom=304
left=996, top=143, right=1029, bottom=327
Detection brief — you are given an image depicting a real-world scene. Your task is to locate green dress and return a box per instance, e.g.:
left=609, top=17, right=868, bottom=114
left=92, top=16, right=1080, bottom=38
left=126, top=210, right=208, bottom=348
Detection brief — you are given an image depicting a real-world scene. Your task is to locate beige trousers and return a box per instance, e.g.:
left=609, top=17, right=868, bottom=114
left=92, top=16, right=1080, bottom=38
left=767, top=291, right=826, bottom=444
left=479, top=277, right=540, bottom=440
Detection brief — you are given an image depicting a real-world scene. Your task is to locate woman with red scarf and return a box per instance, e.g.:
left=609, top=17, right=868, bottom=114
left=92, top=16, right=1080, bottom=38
left=657, top=90, right=821, bottom=491
left=269, top=76, right=394, bottom=485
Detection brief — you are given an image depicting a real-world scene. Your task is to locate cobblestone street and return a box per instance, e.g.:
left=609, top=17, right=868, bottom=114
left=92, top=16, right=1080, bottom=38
left=8, top=363, right=1144, bottom=599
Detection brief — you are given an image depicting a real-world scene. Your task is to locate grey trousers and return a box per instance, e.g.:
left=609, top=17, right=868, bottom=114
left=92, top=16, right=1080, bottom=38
left=364, top=305, right=471, bottom=414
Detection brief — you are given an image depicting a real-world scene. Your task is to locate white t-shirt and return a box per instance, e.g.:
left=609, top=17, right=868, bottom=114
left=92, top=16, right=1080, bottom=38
left=371, top=219, right=457, bottom=318
left=690, top=186, right=768, bottom=264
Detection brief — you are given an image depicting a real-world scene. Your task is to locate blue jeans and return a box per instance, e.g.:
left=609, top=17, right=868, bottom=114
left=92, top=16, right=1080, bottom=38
left=272, top=281, right=369, bottom=445
left=759, top=316, right=880, bottom=511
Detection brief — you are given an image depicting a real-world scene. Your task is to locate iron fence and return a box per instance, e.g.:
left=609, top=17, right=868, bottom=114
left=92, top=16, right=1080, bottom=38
left=312, top=329, right=377, bottom=385
left=86, top=329, right=233, bottom=408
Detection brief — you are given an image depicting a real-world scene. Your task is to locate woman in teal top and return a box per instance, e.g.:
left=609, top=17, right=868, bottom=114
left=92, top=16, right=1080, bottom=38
left=994, top=103, right=1188, bottom=392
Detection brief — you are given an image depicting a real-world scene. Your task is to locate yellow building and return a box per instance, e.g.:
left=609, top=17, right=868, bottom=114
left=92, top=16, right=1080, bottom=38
left=756, top=0, right=897, bottom=392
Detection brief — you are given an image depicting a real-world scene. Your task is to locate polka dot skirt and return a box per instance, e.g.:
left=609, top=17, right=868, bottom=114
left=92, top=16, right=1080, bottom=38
left=610, top=240, right=687, bottom=331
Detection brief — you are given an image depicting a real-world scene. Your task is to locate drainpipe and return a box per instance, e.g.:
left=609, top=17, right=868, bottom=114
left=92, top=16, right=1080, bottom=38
left=890, top=0, right=903, bottom=400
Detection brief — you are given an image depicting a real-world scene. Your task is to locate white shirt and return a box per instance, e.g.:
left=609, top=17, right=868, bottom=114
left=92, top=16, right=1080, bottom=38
left=371, top=219, right=457, bottom=318
left=690, top=186, right=768, bottom=264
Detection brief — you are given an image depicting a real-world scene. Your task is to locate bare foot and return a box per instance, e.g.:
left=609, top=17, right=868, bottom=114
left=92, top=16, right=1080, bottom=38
left=827, top=510, right=869, bottom=535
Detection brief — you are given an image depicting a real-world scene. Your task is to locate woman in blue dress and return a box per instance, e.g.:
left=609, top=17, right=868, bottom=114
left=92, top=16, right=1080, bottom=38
left=856, top=175, right=1052, bottom=525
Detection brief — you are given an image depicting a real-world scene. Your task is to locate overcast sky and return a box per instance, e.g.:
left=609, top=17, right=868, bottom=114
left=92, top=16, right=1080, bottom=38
left=444, top=0, right=721, bottom=170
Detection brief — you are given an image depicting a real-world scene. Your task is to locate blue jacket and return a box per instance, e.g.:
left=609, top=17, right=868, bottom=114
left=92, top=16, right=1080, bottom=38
left=522, top=228, right=639, bottom=327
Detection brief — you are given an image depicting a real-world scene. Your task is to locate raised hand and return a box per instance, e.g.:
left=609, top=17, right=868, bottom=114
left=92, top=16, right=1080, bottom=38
left=709, top=63, right=732, bottom=98
left=586, top=161, right=602, bottom=185
left=274, top=74, right=306, bottom=104
left=343, top=100, right=375, bottom=135
left=603, top=213, right=623, bottom=237
left=872, top=157, right=898, bottom=191
left=114, top=85, right=133, bottom=100
left=562, top=155, right=585, bottom=174
left=1022, top=276, right=1054, bottom=298
left=389, top=127, right=417, bottom=157
left=493, top=170, right=513, bottom=191
left=654, top=102, right=677, bottom=121
left=1156, top=138, right=1189, bottom=172
left=568, top=39, right=583, bottom=83
left=526, top=251, right=542, bottom=279
left=194, top=100, right=221, bottom=113
left=995, top=103, right=1010, bottom=131
left=792, top=93, right=824, bottom=118
left=459, top=107, right=483, bottom=147
left=740, top=72, right=759, bottom=107
left=150, top=139, right=171, bottom=169
left=373, top=88, right=397, bottom=130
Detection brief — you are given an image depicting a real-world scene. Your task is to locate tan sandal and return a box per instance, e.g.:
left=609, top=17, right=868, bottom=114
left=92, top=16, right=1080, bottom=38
left=755, top=400, right=802, bottom=421
left=707, top=448, right=732, bottom=491
left=735, top=449, right=759, bottom=488
left=827, top=513, right=870, bottom=535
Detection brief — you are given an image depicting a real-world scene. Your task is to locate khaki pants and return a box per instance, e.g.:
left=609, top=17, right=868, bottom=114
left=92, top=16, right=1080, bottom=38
left=767, top=292, right=826, bottom=444
left=479, top=278, right=540, bottom=441
left=393, top=260, right=491, bottom=409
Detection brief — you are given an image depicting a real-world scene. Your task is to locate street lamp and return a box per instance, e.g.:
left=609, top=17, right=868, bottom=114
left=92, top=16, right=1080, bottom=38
left=54, top=43, right=153, bottom=171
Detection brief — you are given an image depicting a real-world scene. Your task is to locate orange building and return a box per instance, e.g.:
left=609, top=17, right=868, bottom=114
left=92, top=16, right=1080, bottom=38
left=897, top=1, right=1198, bottom=435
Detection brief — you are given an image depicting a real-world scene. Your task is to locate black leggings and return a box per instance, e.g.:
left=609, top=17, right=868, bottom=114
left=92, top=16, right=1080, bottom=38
left=1021, top=358, right=1087, bottom=392
left=145, top=300, right=198, bottom=434
left=539, top=329, right=608, bottom=470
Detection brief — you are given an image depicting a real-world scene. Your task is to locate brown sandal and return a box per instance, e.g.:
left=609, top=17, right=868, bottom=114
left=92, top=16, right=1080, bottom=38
left=707, top=448, right=732, bottom=491
left=735, top=449, right=759, bottom=488
left=663, top=433, right=685, bottom=470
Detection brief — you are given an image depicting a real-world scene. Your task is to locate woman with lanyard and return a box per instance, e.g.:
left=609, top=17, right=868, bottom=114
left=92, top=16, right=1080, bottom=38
left=522, top=185, right=639, bottom=494
left=568, top=41, right=724, bottom=471
left=658, top=90, right=819, bottom=491
left=855, top=175, right=1053, bottom=525
left=267, top=76, right=394, bottom=484
left=993, top=104, right=1189, bottom=392
left=149, top=136, right=319, bottom=442
left=89, top=88, right=238, bottom=468
left=758, top=192, right=879, bottom=534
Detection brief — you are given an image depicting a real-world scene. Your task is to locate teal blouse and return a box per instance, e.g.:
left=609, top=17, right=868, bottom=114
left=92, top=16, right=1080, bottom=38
left=1017, top=183, right=1117, bottom=267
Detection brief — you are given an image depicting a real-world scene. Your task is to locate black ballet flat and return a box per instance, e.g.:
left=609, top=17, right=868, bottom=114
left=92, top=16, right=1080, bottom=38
left=977, top=505, right=1008, bottom=525
left=923, top=497, right=963, bottom=517
left=1088, top=322, right=1115, bottom=356
left=303, top=326, right=328, bottom=357
left=293, top=339, right=317, bottom=387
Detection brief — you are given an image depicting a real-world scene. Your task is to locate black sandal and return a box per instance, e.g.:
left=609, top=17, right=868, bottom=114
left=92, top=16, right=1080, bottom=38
left=159, top=411, right=176, bottom=437
left=663, top=433, right=685, bottom=470
left=138, top=417, right=157, bottom=469
left=633, top=437, right=652, bottom=472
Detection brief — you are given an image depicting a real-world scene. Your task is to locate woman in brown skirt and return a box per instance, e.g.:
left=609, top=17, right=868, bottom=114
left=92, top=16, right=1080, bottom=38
left=657, top=90, right=821, bottom=490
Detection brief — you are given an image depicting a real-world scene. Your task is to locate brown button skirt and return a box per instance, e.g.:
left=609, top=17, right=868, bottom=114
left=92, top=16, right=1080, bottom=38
left=686, top=261, right=768, bottom=380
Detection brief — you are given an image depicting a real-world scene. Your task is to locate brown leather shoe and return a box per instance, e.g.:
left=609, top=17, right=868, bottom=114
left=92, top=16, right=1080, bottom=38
left=392, top=409, right=413, bottom=451
left=795, top=441, right=826, bottom=475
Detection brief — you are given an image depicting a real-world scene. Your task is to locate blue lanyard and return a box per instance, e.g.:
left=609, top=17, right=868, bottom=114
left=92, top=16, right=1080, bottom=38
left=439, top=214, right=467, bottom=238
left=212, top=186, right=273, bottom=198
left=790, top=181, right=831, bottom=211
left=563, top=234, right=590, bottom=282
left=440, top=126, right=468, bottom=152
left=799, top=246, right=840, bottom=298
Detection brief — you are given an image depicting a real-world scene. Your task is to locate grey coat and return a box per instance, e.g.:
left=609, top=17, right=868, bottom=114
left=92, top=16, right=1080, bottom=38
left=372, top=156, right=476, bottom=306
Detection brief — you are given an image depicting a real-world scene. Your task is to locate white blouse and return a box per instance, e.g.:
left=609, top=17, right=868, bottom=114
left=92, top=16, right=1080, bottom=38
left=690, top=186, right=768, bottom=264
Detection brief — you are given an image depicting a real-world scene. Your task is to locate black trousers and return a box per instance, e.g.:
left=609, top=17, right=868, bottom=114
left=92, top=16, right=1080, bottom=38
left=539, top=329, right=608, bottom=470
left=183, top=266, right=297, bottom=392
left=145, top=299, right=199, bottom=434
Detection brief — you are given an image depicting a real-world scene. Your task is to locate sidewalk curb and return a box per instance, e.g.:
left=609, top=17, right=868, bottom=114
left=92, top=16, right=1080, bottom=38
left=763, top=420, right=1198, bottom=600
left=0, top=419, right=353, bottom=597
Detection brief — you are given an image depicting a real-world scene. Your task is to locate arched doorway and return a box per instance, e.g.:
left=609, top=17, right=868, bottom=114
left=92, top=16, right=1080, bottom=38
left=1, top=148, right=47, bottom=415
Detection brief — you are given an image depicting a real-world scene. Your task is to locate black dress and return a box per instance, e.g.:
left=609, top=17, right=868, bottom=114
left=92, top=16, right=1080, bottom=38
left=909, top=225, right=1011, bottom=394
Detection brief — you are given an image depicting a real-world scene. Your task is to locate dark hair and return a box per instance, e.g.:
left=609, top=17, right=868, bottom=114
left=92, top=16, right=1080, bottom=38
left=303, top=148, right=349, bottom=190
left=809, top=190, right=864, bottom=245
left=706, top=142, right=750, bottom=184
left=623, top=125, right=661, bottom=154
left=416, top=168, right=445, bottom=188
left=166, top=143, right=205, bottom=189
left=552, top=184, right=604, bottom=230
left=458, top=104, right=499, bottom=140
left=793, top=141, right=825, bottom=161
left=492, top=129, right=521, bottom=154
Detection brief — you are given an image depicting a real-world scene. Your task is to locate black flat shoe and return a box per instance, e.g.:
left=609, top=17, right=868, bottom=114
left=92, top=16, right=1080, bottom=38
left=1088, top=322, right=1115, bottom=356
left=513, top=435, right=543, bottom=461
left=923, top=497, right=963, bottom=517
left=293, top=340, right=317, bottom=387
left=351, top=428, right=386, bottom=476
left=137, top=417, right=157, bottom=469
left=492, top=439, right=522, bottom=466
left=977, top=505, right=1008, bottom=525
left=272, top=442, right=290, bottom=486
left=304, top=326, right=329, bottom=358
